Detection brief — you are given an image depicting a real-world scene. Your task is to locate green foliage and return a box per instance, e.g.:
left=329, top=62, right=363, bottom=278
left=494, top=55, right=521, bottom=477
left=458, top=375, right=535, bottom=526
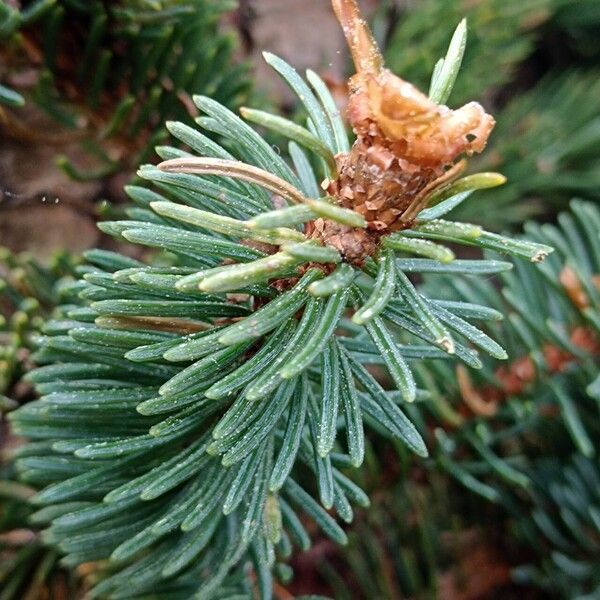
left=320, top=199, right=599, bottom=600
left=0, top=82, right=24, bottom=107
left=464, top=73, right=600, bottom=228
left=0, top=249, right=81, bottom=599
left=0, top=0, right=250, bottom=180
left=0, top=468, right=76, bottom=600
left=4, top=4, right=594, bottom=597
left=423, top=199, right=599, bottom=462
left=384, top=0, right=559, bottom=106
left=6, top=36, right=552, bottom=596
left=551, top=0, right=600, bottom=63
left=0, top=248, right=78, bottom=398
left=513, top=455, right=600, bottom=597
left=422, top=199, right=600, bottom=596
left=320, top=476, right=444, bottom=600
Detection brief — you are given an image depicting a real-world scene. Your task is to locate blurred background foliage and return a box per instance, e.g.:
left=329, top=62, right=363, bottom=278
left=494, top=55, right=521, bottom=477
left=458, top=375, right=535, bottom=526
left=0, top=0, right=250, bottom=181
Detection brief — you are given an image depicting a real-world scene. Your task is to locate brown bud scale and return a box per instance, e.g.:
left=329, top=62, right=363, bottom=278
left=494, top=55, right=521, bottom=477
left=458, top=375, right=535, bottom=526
left=310, top=0, right=496, bottom=264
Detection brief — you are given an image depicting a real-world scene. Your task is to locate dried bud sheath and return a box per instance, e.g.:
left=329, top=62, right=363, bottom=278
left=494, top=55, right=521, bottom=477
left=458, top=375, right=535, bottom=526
left=313, top=0, right=495, bottom=263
